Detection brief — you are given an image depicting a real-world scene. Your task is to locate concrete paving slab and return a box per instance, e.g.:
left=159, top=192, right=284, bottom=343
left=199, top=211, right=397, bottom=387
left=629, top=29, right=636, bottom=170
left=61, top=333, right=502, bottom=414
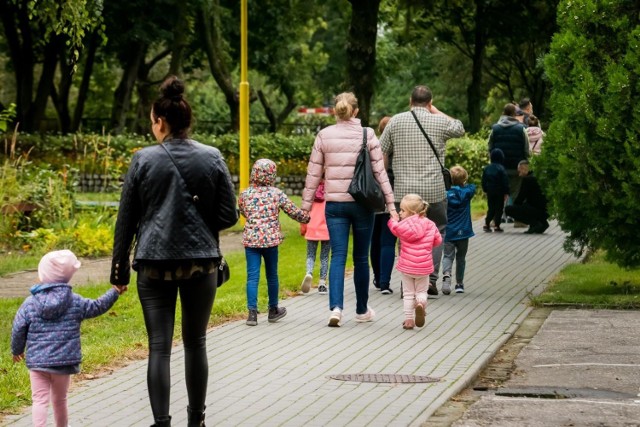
left=2, top=221, right=578, bottom=426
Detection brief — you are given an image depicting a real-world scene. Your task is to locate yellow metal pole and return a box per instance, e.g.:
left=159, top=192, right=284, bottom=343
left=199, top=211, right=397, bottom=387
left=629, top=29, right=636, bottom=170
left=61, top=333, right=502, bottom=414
left=239, top=0, right=250, bottom=202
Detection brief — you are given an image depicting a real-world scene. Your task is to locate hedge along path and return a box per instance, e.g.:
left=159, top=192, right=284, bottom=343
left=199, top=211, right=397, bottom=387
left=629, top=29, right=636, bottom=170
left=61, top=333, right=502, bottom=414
left=0, top=232, right=245, bottom=299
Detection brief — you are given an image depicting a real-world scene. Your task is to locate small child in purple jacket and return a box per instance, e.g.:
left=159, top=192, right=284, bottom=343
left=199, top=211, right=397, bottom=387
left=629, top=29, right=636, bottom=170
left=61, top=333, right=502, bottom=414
left=11, top=250, right=124, bottom=427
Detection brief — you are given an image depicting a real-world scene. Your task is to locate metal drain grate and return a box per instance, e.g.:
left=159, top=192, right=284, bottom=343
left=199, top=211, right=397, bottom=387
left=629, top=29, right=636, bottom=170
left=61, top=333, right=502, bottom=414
left=329, top=373, right=441, bottom=383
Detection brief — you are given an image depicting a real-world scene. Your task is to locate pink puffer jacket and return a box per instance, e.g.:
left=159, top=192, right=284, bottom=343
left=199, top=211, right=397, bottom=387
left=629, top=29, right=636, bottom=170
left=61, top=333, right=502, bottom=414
left=388, top=215, right=442, bottom=276
left=301, top=118, right=395, bottom=212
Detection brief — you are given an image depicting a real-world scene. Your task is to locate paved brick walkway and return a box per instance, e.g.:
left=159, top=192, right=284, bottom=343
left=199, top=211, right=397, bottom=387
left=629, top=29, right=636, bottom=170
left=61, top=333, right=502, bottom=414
left=2, top=220, right=576, bottom=426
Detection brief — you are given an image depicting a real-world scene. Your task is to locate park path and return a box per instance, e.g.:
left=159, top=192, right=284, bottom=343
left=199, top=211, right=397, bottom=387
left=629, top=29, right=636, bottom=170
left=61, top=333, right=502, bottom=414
left=2, top=220, right=577, bottom=426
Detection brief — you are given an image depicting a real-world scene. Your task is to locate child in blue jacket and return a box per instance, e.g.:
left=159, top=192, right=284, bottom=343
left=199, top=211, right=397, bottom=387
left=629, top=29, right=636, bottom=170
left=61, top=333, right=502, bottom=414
left=482, top=148, right=510, bottom=232
left=11, top=250, right=124, bottom=427
left=442, top=166, right=476, bottom=295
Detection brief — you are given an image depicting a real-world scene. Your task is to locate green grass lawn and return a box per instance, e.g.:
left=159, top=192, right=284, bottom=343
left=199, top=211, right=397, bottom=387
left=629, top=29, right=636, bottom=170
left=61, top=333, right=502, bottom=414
left=0, top=196, right=345, bottom=414
left=530, top=251, right=640, bottom=308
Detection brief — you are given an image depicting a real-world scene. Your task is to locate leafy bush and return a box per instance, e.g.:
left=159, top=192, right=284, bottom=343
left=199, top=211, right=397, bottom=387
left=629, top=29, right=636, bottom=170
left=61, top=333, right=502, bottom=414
left=446, top=133, right=489, bottom=189
left=540, top=0, right=640, bottom=268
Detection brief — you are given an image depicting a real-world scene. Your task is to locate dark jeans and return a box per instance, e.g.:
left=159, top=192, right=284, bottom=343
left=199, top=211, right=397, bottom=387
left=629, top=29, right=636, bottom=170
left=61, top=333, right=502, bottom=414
left=425, top=199, right=447, bottom=285
left=486, top=193, right=505, bottom=227
left=370, top=212, right=397, bottom=287
left=137, top=270, right=217, bottom=421
left=504, top=204, right=548, bottom=226
left=325, top=201, right=374, bottom=315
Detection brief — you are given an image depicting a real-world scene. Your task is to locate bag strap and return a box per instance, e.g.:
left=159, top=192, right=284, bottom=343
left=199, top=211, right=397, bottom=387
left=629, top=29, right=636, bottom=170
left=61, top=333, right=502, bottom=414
left=362, top=127, right=367, bottom=148
left=160, top=142, right=199, bottom=203
left=410, top=110, right=445, bottom=171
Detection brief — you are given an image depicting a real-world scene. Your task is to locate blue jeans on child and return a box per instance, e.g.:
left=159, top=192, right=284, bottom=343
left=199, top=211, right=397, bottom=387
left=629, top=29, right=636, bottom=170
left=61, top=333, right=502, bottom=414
left=245, top=246, right=279, bottom=310
left=325, top=201, right=374, bottom=315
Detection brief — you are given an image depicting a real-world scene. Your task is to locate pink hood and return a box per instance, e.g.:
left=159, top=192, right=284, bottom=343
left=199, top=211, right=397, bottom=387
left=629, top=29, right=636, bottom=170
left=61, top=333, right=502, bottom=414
left=527, top=126, right=544, bottom=154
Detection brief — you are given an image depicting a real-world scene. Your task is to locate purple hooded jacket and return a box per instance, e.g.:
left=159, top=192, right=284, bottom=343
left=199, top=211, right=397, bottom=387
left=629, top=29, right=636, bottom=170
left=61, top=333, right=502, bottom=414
left=11, top=283, right=119, bottom=369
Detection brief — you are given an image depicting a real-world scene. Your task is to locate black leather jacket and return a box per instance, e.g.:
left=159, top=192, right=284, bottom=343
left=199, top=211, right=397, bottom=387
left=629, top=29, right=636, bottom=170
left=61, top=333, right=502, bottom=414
left=110, top=138, right=238, bottom=285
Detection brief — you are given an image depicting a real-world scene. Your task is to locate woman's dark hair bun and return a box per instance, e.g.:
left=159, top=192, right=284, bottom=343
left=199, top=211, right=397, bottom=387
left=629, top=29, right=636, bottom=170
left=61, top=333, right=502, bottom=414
left=160, top=75, right=184, bottom=100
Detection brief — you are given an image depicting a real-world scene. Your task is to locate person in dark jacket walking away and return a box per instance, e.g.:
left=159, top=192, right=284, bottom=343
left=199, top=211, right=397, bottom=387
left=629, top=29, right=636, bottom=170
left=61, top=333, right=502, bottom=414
left=239, top=159, right=310, bottom=326
left=488, top=103, right=529, bottom=210
left=110, top=76, right=239, bottom=427
left=442, top=166, right=476, bottom=295
left=482, top=148, right=510, bottom=232
left=12, top=250, right=123, bottom=427
left=505, top=160, right=550, bottom=234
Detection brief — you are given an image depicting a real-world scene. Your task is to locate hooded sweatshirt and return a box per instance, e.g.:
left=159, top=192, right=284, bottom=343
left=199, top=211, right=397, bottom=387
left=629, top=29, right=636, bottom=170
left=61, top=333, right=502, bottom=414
left=239, top=159, right=310, bottom=248
left=445, top=183, right=476, bottom=242
left=11, top=283, right=118, bottom=370
left=482, top=148, right=510, bottom=196
left=387, top=215, right=442, bottom=275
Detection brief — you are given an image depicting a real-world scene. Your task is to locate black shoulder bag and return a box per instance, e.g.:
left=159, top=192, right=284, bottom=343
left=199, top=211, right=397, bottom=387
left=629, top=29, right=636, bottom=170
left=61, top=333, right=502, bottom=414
left=347, top=128, right=386, bottom=212
left=410, top=110, right=452, bottom=190
left=160, top=143, right=230, bottom=286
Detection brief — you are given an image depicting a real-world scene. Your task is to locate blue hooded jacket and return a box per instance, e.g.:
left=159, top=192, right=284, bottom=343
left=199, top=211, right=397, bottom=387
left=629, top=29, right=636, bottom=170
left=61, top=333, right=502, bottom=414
left=445, top=183, right=476, bottom=242
left=11, top=283, right=118, bottom=370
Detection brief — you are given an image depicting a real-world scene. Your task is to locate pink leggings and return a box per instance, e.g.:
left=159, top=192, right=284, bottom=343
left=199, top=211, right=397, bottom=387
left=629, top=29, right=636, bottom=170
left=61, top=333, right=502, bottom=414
left=400, top=273, right=429, bottom=320
left=30, top=370, right=71, bottom=427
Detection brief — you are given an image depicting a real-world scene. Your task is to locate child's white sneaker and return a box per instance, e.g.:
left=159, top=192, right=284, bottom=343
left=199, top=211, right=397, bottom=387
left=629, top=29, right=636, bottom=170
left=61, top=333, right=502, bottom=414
left=301, top=273, right=313, bottom=293
left=318, top=279, right=328, bottom=294
left=328, top=308, right=342, bottom=327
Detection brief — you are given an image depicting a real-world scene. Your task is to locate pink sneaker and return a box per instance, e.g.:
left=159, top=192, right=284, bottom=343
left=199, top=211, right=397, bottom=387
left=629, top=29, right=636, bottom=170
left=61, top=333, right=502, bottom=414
left=415, top=303, right=426, bottom=328
left=355, top=307, right=375, bottom=323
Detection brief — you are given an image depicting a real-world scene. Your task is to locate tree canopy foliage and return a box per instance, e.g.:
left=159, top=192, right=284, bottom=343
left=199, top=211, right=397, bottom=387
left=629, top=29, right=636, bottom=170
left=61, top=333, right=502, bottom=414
left=539, top=0, right=640, bottom=268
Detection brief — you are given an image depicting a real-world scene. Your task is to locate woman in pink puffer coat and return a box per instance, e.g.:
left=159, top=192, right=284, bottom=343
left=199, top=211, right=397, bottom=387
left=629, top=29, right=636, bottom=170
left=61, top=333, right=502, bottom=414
left=388, top=194, right=442, bottom=330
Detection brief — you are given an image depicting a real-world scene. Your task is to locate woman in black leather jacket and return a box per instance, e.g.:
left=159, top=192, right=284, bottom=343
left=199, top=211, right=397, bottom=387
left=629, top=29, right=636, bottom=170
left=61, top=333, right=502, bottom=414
left=110, top=76, right=238, bottom=427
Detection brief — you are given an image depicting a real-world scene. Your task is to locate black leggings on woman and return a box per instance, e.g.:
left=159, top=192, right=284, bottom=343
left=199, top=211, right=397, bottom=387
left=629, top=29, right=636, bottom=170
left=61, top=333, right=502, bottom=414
left=137, top=271, right=217, bottom=421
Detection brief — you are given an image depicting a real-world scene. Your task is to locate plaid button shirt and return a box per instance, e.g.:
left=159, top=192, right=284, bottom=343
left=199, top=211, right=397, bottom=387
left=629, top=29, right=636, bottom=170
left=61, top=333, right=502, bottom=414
left=380, top=107, right=465, bottom=203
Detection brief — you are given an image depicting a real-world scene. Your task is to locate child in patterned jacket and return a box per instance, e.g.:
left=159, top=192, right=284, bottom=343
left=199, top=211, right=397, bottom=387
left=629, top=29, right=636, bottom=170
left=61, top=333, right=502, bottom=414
left=239, top=159, right=310, bottom=326
left=11, top=250, right=124, bottom=427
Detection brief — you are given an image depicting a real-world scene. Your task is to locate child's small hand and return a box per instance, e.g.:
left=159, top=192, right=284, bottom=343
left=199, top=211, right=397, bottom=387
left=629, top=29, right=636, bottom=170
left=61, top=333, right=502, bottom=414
left=113, top=285, right=128, bottom=295
left=300, top=223, right=307, bottom=236
left=390, top=210, right=399, bottom=221
left=13, top=353, right=24, bottom=363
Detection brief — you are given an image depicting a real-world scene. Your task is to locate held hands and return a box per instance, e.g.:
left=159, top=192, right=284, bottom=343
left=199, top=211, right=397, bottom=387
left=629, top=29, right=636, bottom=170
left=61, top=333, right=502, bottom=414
left=113, top=285, right=128, bottom=295
left=13, top=353, right=24, bottom=363
left=389, top=209, right=399, bottom=221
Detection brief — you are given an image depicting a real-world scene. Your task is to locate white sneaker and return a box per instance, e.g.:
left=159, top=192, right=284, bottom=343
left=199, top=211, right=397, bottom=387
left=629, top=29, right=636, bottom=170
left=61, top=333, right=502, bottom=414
left=318, top=279, right=328, bottom=294
left=355, top=306, right=375, bottom=323
left=442, top=275, right=452, bottom=295
left=328, top=308, right=342, bottom=327
left=301, top=273, right=313, bottom=293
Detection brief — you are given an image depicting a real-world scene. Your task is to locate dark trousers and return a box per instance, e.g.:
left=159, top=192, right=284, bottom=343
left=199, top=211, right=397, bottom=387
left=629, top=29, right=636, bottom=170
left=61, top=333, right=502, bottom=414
left=137, top=271, right=217, bottom=421
left=486, top=193, right=505, bottom=227
left=504, top=204, right=548, bottom=226
left=370, top=212, right=397, bottom=287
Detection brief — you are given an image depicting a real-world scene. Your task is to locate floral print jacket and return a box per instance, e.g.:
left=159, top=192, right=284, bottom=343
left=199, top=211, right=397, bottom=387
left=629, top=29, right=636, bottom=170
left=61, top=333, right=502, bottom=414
left=239, top=159, right=310, bottom=248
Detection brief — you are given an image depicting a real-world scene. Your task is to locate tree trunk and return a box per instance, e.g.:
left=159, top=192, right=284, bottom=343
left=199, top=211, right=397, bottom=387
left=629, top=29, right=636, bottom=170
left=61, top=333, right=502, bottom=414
left=346, top=0, right=381, bottom=127
left=51, top=40, right=74, bottom=133
left=28, top=37, right=59, bottom=132
left=466, top=1, right=487, bottom=134
left=72, top=32, right=98, bottom=132
left=200, top=1, right=239, bottom=132
left=257, top=90, right=277, bottom=133
left=1, top=0, right=34, bottom=130
left=111, top=43, right=146, bottom=134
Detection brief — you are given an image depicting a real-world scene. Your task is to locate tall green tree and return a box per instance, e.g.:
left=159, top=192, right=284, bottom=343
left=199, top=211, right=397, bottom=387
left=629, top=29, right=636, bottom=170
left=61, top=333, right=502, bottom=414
left=0, top=0, right=103, bottom=132
left=540, top=0, right=640, bottom=267
left=346, top=0, right=381, bottom=126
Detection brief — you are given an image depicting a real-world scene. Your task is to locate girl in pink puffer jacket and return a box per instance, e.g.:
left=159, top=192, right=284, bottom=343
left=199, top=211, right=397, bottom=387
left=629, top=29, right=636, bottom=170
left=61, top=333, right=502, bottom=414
left=388, top=194, right=442, bottom=330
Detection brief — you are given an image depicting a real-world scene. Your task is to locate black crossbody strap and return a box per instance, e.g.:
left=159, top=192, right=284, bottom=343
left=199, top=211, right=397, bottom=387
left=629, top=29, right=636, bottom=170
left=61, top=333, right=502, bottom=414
left=410, top=110, right=445, bottom=171
left=160, top=143, right=199, bottom=203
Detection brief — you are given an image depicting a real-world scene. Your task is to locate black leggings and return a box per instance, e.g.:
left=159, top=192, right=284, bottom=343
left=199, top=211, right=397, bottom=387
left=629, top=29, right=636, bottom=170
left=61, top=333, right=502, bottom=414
left=137, top=271, right=217, bottom=420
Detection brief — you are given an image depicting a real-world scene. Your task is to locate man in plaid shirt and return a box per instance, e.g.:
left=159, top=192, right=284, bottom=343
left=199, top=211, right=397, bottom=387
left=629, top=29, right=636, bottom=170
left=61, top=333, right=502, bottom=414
left=380, top=85, right=465, bottom=295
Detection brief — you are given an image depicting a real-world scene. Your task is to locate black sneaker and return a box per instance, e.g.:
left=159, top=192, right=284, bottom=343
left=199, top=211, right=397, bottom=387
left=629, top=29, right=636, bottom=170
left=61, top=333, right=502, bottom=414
left=455, top=284, right=464, bottom=293
left=381, top=287, right=393, bottom=295
left=246, top=309, right=258, bottom=326
left=427, top=283, right=439, bottom=296
left=268, top=306, right=287, bottom=323
left=483, top=225, right=493, bottom=233
left=373, top=279, right=381, bottom=291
